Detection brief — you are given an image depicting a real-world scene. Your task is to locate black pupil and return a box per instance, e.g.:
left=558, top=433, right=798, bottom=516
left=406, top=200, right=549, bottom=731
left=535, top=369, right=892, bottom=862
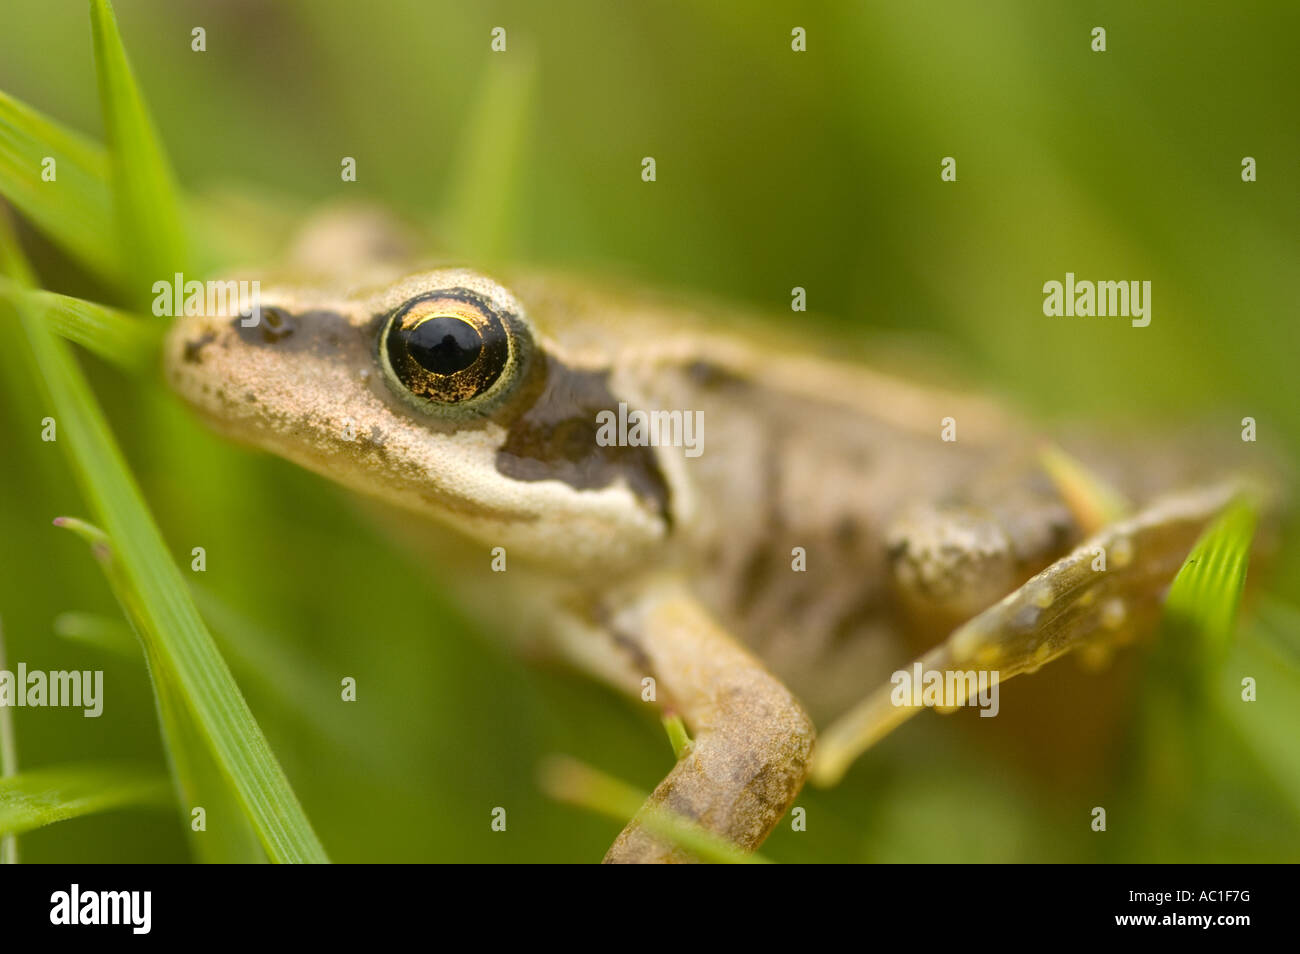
left=406, top=316, right=482, bottom=374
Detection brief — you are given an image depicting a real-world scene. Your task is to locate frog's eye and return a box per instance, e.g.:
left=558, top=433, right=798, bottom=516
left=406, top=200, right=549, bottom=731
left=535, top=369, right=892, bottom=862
left=380, top=290, right=524, bottom=409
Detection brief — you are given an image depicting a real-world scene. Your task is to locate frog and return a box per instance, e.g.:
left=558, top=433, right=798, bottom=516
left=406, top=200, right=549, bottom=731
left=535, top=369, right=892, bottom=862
left=162, top=208, right=1276, bottom=863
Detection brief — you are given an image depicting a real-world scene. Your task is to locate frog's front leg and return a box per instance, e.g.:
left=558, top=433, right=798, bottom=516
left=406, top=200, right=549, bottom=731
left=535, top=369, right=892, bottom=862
left=588, top=577, right=814, bottom=863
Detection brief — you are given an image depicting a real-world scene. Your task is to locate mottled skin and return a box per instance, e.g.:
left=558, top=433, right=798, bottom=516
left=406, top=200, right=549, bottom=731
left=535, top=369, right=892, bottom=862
left=163, top=214, right=1275, bottom=862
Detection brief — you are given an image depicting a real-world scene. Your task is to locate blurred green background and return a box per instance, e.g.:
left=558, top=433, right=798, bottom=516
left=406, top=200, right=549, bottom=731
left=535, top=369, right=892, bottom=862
left=1, top=0, right=1297, bottom=861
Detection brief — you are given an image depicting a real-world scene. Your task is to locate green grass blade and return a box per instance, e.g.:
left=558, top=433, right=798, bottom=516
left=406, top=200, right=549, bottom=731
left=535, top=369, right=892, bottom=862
left=1129, top=497, right=1264, bottom=858
left=54, top=611, right=139, bottom=658
left=0, top=90, right=125, bottom=286
left=0, top=205, right=156, bottom=373
left=89, top=0, right=189, bottom=301
left=190, top=585, right=390, bottom=773
left=0, top=205, right=38, bottom=285
left=1162, top=496, right=1259, bottom=674
left=0, top=763, right=171, bottom=836
left=661, top=714, right=691, bottom=760
left=0, top=278, right=158, bottom=371
left=4, top=216, right=306, bottom=863
left=1216, top=616, right=1300, bottom=823
left=440, top=50, right=536, bottom=263
left=4, top=211, right=327, bottom=862
left=49, top=524, right=265, bottom=862
left=1038, top=442, right=1131, bottom=533
left=20, top=334, right=329, bottom=861
left=141, top=638, right=267, bottom=863
left=538, top=755, right=768, bottom=864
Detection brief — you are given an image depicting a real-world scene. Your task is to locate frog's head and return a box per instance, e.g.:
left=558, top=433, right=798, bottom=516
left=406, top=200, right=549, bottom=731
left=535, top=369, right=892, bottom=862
left=164, top=268, right=674, bottom=575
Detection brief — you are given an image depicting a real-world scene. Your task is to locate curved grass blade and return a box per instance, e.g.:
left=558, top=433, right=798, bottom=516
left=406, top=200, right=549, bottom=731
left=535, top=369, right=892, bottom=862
left=0, top=90, right=124, bottom=286
left=54, top=611, right=139, bottom=658
left=0, top=763, right=170, bottom=837
left=140, top=635, right=267, bottom=863
left=1162, top=496, right=1258, bottom=678
left=1130, top=497, right=1267, bottom=857
left=0, top=278, right=158, bottom=372
left=538, top=755, right=768, bottom=864
left=24, top=364, right=329, bottom=862
left=89, top=0, right=189, bottom=302
left=661, top=714, right=691, bottom=760
left=4, top=215, right=327, bottom=861
left=1038, top=442, right=1131, bottom=534
left=1217, top=615, right=1300, bottom=823
left=440, top=48, right=536, bottom=263
left=191, top=585, right=392, bottom=774
left=0, top=207, right=37, bottom=286
left=49, top=525, right=264, bottom=864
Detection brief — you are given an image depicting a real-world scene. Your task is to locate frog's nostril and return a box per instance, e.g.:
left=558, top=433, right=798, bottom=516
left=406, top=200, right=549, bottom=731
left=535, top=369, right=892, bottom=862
left=181, top=329, right=217, bottom=364
left=230, top=306, right=295, bottom=344
left=257, top=306, right=295, bottom=342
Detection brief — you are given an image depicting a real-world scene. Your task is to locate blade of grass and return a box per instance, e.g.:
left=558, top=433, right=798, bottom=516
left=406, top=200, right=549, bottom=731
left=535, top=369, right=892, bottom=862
left=88, top=0, right=189, bottom=303
left=661, top=714, right=691, bottom=760
left=1255, top=597, right=1300, bottom=665
left=52, top=516, right=263, bottom=861
left=1216, top=621, right=1300, bottom=823
left=0, top=278, right=158, bottom=372
left=0, top=89, right=125, bottom=286
left=0, top=92, right=249, bottom=285
left=54, top=611, right=139, bottom=658
left=0, top=763, right=171, bottom=837
left=0, top=205, right=37, bottom=285
left=440, top=48, right=536, bottom=263
left=1132, top=496, right=1266, bottom=858
left=141, top=637, right=267, bottom=862
left=191, top=584, right=392, bottom=773
left=30, top=418, right=327, bottom=868
left=1162, top=496, right=1258, bottom=680
left=1038, top=442, right=1131, bottom=534
left=4, top=217, right=326, bottom=860
left=538, top=755, right=768, bottom=863
left=0, top=207, right=156, bottom=373
left=58, top=582, right=393, bottom=782
left=27, top=327, right=330, bottom=861
left=49, top=521, right=265, bottom=863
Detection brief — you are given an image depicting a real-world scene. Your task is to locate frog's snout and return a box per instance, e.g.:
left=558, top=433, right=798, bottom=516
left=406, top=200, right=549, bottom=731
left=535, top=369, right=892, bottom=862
left=162, top=310, right=283, bottom=428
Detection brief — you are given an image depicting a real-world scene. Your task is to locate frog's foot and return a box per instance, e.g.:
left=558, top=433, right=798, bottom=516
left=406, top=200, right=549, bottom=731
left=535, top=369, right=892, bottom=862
left=596, top=577, right=814, bottom=863
left=811, top=479, right=1253, bottom=787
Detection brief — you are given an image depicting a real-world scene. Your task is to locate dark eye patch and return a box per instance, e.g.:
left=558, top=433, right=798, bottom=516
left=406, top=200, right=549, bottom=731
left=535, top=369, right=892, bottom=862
left=495, top=356, right=672, bottom=523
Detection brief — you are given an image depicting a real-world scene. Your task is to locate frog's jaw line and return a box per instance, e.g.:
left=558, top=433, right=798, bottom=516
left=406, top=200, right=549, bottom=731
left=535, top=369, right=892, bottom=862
left=185, top=396, right=669, bottom=576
